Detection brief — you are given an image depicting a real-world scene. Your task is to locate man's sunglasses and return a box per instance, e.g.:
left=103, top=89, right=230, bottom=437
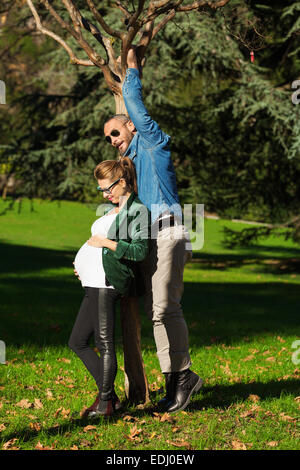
left=105, top=129, right=121, bottom=144
left=105, top=121, right=129, bottom=144
left=97, top=178, right=120, bottom=194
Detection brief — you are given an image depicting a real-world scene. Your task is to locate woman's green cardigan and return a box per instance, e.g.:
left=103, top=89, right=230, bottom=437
left=102, top=192, right=151, bottom=297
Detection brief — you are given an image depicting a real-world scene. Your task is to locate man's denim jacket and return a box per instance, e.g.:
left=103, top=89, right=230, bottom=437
left=122, top=68, right=181, bottom=224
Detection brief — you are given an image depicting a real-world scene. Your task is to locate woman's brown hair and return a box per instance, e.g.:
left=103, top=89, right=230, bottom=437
left=94, top=157, right=138, bottom=195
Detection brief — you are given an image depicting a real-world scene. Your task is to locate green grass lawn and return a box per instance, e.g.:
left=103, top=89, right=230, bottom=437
left=0, top=198, right=300, bottom=451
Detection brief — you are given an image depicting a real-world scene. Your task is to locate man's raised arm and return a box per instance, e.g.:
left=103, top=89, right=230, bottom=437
left=122, top=49, right=168, bottom=146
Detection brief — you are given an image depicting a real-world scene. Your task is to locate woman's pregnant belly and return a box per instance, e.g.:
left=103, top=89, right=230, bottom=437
left=74, top=242, right=106, bottom=288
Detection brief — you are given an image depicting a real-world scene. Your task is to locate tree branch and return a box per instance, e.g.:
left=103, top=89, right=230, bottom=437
left=85, top=0, right=124, bottom=39
left=177, top=0, right=231, bottom=12
left=151, top=8, right=176, bottom=38
left=39, top=0, right=106, bottom=66
left=25, top=0, right=94, bottom=66
left=115, top=1, right=132, bottom=20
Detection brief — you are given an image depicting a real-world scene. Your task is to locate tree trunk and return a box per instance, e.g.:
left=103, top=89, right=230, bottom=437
left=114, top=90, right=150, bottom=404
left=120, top=297, right=150, bottom=404
left=114, top=92, right=128, bottom=116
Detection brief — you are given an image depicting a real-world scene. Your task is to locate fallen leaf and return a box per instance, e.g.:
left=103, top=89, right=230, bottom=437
left=166, top=439, right=191, bottom=449
left=160, top=412, right=176, bottom=423
left=70, top=445, right=79, bottom=450
left=0, top=423, right=7, bottom=432
left=46, top=389, right=54, bottom=400
left=58, top=358, right=71, bottom=364
left=123, top=415, right=137, bottom=422
left=248, top=394, right=260, bottom=403
left=16, top=399, right=32, bottom=409
left=61, top=408, right=70, bottom=418
left=220, top=362, right=232, bottom=376
left=280, top=413, right=296, bottom=423
left=35, top=441, right=53, bottom=450
left=243, top=355, right=254, bottom=362
left=80, top=439, right=91, bottom=448
left=3, top=438, right=19, bottom=450
left=171, top=427, right=180, bottom=433
left=232, top=439, right=247, bottom=450
left=127, top=424, right=142, bottom=441
left=29, top=422, right=41, bottom=431
left=54, top=407, right=63, bottom=418
left=266, top=357, right=275, bottom=362
left=83, top=425, right=97, bottom=433
left=267, top=441, right=278, bottom=447
left=34, top=399, right=43, bottom=410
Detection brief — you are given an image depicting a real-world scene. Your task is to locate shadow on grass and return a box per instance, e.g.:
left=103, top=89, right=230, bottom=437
left=191, top=252, right=300, bottom=274
left=1, top=379, right=299, bottom=447
left=190, top=378, right=300, bottom=411
left=0, top=239, right=300, bottom=348
left=0, top=241, right=75, bottom=275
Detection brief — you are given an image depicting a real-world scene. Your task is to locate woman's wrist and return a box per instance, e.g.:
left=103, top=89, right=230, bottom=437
left=104, top=239, right=117, bottom=252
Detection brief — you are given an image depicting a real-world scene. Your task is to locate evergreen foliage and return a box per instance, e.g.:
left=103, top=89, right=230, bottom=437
left=0, top=0, right=299, bottom=241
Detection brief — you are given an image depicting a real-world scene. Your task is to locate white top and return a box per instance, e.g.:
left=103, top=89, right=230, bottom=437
left=74, top=211, right=118, bottom=289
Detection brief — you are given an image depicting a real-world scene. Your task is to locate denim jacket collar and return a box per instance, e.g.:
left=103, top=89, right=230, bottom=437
left=124, top=133, right=138, bottom=160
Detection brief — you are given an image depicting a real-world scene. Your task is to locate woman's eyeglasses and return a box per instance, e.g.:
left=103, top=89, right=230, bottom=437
left=97, top=178, right=120, bottom=194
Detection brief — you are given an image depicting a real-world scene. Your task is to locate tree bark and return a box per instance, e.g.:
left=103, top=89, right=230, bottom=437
left=114, top=93, right=128, bottom=116
left=113, top=87, right=150, bottom=404
left=120, top=297, right=150, bottom=404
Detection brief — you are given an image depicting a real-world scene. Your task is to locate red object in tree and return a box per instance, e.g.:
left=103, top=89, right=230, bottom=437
left=250, top=51, right=255, bottom=63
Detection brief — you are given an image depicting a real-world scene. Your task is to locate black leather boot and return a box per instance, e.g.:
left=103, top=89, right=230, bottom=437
left=88, top=398, right=114, bottom=417
left=158, top=372, right=176, bottom=409
left=166, top=369, right=203, bottom=413
left=112, top=388, right=122, bottom=411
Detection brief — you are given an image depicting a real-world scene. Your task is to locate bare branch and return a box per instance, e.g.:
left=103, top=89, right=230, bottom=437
left=150, top=0, right=173, bottom=8
left=177, top=0, right=231, bottom=12
left=39, top=0, right=78, bottom=39
left=61, top=0, right=82, bottom=35
left=140, top=0, right=183, bottom=25
left=152, top=8, right=176, bottom=38
left=43, top=0, right=106, bottom=66
left=25, top=0, right=94, bottom=66
left=115, top=1, right=131, bottom=20
left=128, top=0, right=146, bottom=27
left=85, top=0, right=124, bottom=39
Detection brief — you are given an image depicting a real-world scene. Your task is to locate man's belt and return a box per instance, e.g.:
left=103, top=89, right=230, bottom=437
left=158, top=214, right=176, bottom=231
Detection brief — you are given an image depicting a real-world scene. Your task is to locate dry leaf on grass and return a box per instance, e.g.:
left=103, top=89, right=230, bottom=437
left=280, top=413, right=297, bottom=423
left=34, top=399, right=43, bottom=409
left=3, top=438, right=19, bottom=450
left=232, top=439, right=247, bottom=450
left=16, top=399, right=32, bottom=409
left=29, top=422, right=41, bottom=431
left=83, top=425, right=97, bottom=433
left=267, top=441, right=278, bottom=447
left=127, top=424, right=143, bottom=441
left=248, top=394, right=260, bottom=403
left=166, top=439, right=191, bottom=449
left=35, top=441, right=54, bottom=450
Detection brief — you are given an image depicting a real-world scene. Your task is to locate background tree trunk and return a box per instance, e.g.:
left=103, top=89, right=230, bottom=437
left=120, top=297, right=150, bottom=404
left=114, top=93, right=128, bottom=116
left=114, top=88, right=150, bottom=404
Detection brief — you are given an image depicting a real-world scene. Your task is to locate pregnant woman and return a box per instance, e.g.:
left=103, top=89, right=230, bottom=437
left=69, top=157, right=150, bottom=417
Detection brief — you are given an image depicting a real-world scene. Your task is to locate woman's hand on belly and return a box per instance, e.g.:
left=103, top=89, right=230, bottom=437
left=73, top=262, right=81, bottom=281
left=87, top=234, right=107, bottom=248
left=87, top=235, right=117, bottom=252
